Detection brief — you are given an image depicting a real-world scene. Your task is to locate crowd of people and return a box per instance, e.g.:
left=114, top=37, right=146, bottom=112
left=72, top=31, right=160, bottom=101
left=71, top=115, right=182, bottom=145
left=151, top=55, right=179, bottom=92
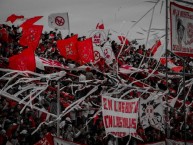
left=0, top=23, right=193, bottom=145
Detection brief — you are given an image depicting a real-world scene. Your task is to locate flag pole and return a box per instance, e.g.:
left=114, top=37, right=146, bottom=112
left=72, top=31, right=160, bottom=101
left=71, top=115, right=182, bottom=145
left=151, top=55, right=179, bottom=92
left=57, top=81, right=61, bottom=137
left=165, top=0, right=169, bottom=139
left=67, top=12, right=70, bottom=36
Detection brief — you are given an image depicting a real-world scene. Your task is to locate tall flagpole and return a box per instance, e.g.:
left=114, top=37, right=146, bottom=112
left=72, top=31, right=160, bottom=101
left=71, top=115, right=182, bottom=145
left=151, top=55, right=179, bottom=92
left=165, top=0, right=169, bottom=139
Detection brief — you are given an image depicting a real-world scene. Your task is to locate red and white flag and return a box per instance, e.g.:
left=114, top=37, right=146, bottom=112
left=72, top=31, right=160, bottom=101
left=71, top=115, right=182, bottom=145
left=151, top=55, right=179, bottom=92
left=160, top=57, right=183, bottom=72
left=20, top=16, right=43, bottom=29
left=57, top=35, right=79, bottom=62
left=102, top=42, right=115, bottom=65
left=96, top=21, right=104, bottom=30
left=150, top=39, right=165, bottom=60
left=6, top=14, right=24, bottom=23
left=93, top=45, right=105, bottom=63
left=48, top=12, right=69, bottom=30
left=77, top=37, right=94, bottom=65
left=118, top=35, right=130, bottom=45
left=140, top=93, right=165, bottom=133
left=89, top=30, right=109, bottom=46
left=34, top=132, right=54, bottom=145
left=9, top=48, right=36, bottom=71
left=35, top=56, right=69, bottom=70
left=19, top=25, right=43, bottom=51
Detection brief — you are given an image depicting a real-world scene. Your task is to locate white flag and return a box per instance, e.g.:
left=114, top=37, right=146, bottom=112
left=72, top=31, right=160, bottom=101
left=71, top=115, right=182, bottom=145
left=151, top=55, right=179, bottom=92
left=48, top=12, right=69, bottom=30
left=102, top=42, right=115, bottom=65
left=93, top=45, right=105, bottom=63
left=140, top=93, right=165, bottom=133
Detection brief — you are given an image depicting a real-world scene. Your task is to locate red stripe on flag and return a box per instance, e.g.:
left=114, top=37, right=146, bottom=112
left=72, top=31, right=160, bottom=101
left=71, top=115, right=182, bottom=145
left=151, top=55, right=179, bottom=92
left=151, top=40, right=161, bottom=55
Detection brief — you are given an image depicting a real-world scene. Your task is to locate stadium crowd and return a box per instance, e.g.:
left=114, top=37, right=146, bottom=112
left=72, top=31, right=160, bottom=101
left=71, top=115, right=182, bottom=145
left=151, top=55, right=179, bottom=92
left=0, top=23, right=193, bottom=145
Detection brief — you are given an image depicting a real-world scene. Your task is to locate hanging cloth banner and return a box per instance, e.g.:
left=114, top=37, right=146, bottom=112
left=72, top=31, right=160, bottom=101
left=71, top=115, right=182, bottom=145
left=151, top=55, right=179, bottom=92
left=102, top=96, right=141, bottom=139
left=170, top=2, right=193, bottom=57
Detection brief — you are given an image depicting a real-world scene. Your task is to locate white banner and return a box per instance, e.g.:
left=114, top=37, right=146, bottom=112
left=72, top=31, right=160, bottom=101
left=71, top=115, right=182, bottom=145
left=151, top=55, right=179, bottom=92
left=54, top=137, right=83, bottom=145
left=140, top=93, right=165, bottom=133
left=166, top=139, right=193, bottom=145
left=170, top=2, right=193, bottom=56
left=48, top=12, right=69, bottom=30
left=102, top=96, right=139, bottom=138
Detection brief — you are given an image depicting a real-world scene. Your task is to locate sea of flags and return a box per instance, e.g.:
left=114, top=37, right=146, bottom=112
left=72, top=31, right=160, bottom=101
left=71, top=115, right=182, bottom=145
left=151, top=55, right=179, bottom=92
left=2, top=11, right=189, bottom=142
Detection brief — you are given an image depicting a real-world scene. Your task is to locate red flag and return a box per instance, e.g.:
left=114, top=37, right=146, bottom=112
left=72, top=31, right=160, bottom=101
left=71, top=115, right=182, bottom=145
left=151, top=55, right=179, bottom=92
left=96, top=22, right=104, bottom=29
left=77, top=38, right=94, bottom=65
left=19, top=25, right=43, bottom=51
left=9, top=48, right=36, bottom=71
left=6, top=14, right=24, bottom=23
left=34, top=132, right=54, bottom=145
left=118, top=36, right=129, bottom=45
left=160, top=58, right=183, bottom=72
left=20, top=16, right=43, bottom=29
left=57, top=35, right=79, bottom=62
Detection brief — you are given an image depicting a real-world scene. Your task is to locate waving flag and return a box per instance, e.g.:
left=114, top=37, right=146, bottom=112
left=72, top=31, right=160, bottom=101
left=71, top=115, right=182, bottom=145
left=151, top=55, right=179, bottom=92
left=102, top=42, right=115, bottom=65
left=19, top=25, right=43, bottom=51
left=77, top=38, right=94, bottom=65
left=96, top=21, right=104, bottom=30
left=150, top=39, right=165, bottom=60
left=57, top=35, right=78, bottom=61
left=118, top=36, right=130, bottom=45
left=93, top=45, right=105, bottom=63
left=48, top=12, right=69, bottom=30
left=20, top=16, right=43, bottom=29
left=35, top=56, right=69, bottom=70
left=160, top=58, right=183, bottom=72
left=150, top=40, right=162, bottom=56
left=6, top=14, right=24, bottom=23
left=9, top=48, right=36, bottom=71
